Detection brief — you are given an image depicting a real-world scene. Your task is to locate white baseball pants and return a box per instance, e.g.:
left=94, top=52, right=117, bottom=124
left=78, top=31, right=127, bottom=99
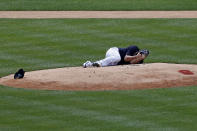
left=97, top=47, right=121, bottom=67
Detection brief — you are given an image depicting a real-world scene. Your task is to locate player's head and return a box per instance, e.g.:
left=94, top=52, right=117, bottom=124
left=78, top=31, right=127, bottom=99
left=139, top=49, right=149, bottom=57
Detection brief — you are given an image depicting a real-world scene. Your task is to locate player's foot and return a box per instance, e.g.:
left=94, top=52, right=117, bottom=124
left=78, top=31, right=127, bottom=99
left=92, top=62, right=101, bottom=67
left=83, top=61, right=93, bottom=68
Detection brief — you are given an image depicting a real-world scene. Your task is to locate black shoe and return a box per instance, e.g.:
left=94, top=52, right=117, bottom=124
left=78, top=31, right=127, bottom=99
left=92, top=62, right=101, bottom=67
left=14, top=69, right=25, bottom=79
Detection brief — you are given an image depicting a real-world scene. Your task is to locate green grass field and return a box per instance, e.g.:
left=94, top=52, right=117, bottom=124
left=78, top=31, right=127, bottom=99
left=0, top=0, right=197, bottom=11
left=1, top=86, right=197, bottom=131
left=0, top=19, right=197, bottom=76
left=0, top=19, right=197, bottom=130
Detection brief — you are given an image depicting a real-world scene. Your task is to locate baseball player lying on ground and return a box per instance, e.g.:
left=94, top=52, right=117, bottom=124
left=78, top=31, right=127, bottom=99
left=83, top=45, right=149, bottom=68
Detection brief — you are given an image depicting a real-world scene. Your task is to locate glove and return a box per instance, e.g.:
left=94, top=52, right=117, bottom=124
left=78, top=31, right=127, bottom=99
left=139, top=49, right=149, bottom=57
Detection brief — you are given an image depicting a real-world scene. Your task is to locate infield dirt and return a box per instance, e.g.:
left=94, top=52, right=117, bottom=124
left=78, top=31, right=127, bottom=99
left=0, top=11, right=197, bottom=18
left=0, top=63, right=197, bottom=91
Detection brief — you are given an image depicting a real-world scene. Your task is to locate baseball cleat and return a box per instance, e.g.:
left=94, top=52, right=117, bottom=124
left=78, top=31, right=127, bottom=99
left=83, top=61, right=93, bottom=68
left=92, top=62, right=101, bottom=67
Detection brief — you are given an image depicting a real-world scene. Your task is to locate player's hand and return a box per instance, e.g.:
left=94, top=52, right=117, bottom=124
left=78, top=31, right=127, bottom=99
left=141, top=54, right=146, bottom=59
left=136, top=52, right=142, bottom=58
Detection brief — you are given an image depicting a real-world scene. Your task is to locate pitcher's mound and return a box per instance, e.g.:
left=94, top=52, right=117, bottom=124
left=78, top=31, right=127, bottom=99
left=0, top=63, right=197, bottom=91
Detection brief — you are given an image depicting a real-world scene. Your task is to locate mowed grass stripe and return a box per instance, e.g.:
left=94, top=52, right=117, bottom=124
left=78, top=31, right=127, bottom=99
left=0, top=0, right=197, bottom=11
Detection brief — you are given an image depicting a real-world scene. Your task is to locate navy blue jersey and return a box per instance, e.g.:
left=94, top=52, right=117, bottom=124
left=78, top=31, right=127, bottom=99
left=118, top=45, right=143, bottom=65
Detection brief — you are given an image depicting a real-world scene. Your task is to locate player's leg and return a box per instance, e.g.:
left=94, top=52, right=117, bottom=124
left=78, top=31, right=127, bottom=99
left=94, top=47, right=121, bottom=67
left=83, top=60, right=93, bottom=68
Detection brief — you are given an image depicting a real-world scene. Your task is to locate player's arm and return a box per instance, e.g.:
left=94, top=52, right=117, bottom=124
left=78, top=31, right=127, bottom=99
left=124, top=53, right=141, bottom=62
left=130, top=54, right=146, bottom=64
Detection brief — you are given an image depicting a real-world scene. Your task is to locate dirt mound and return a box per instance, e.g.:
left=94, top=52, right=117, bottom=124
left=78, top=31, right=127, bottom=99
left=0, top=63, right=197, bottom=91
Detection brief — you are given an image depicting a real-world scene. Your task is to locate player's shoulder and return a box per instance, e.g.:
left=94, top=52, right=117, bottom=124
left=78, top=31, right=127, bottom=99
left=127, top=45, right=139, bottom=50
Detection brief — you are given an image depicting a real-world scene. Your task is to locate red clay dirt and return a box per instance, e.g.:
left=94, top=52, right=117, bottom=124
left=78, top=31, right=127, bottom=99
left=0, top=63, right=197, bottom=91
